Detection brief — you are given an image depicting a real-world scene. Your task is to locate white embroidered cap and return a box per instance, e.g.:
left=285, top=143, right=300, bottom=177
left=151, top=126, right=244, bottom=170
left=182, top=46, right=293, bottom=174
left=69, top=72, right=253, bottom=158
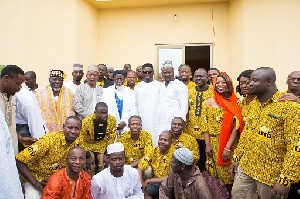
left=107, top=142, right=124, bottom=155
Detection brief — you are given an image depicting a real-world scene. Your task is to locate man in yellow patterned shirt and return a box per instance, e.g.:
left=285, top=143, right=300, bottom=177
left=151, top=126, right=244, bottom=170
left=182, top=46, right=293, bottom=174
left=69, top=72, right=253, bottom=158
left=138, top=131, right=175, bottom=199
left=117, top=115, right=153, bottom=167
left=170, top=117, right=200, bottom=164
left=231, top=67, right=300, bottom=199
left=16, top=116, right=82, bottom=199
left=185, top=68, right=213, bottom=171
left=80, top=102, right=117, bottom=174
left=178, top=64, right=196, bottom=89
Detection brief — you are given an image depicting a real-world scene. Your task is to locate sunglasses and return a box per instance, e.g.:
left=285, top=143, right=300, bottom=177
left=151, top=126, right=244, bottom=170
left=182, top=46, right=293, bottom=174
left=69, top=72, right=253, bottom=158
left=143, top=71, right=153, bottom=74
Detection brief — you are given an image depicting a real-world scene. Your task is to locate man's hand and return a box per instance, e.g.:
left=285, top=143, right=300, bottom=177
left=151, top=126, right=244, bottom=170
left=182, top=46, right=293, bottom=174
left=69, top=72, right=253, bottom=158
left=117, top=121, right=126, bottom=130
left=222, top=149, right=231, bottom=162
left=32, top=180, right=47, bottom=191
left=230, top=162, right=238, bottom=178
left=142, top=180, right=149, bottom=191
left=278, top=93, right=299, bottom=102
left=272, top=182, right=290, bottom=199
left=205, top=145, right=213, bottom=156
left=18, top=136, right=38, bottom=146
left=85, top=156, right=95, bottom=171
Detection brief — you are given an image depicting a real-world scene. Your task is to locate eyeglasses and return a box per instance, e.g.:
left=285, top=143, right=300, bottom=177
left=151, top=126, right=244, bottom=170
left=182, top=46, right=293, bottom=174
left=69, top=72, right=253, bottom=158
left=143, top=71, right=153, bottom=74
left=288, top=78, right=300, bottom=82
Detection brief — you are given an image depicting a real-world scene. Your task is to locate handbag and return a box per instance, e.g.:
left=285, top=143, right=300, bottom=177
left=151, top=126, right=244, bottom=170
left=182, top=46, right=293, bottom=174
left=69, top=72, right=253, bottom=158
left=202, top=152, right=229, bottom=199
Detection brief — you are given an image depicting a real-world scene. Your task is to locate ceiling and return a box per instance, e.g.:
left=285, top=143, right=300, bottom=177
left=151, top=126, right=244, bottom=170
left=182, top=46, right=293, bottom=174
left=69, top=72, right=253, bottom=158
left=85, top=0, right=228, bottom=9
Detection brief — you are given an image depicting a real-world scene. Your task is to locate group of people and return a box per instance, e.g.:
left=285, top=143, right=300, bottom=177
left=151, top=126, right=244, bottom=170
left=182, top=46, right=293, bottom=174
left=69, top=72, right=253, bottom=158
left=0, top=61, right=300, bottom=199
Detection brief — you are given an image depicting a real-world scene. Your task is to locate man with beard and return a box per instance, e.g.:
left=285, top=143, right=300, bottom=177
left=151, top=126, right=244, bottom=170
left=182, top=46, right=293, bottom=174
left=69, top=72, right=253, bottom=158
left=64, top=63, right=84, bottom=94
left=138, top=131, right=176, bottom=199
left=74, top=65, right=103, bottom=120
left=36, top=70, right=75, bottom=132
left=91, top=142, right=143, bottom=199
left=42, top=146, right=92, bottom=199
left=24, top=71, right=39, bottom=93
left=159, top=148, right=212, bottom=199
left=0, top=65, right=25, bottom=154
left=134, top=63, right=161, bottom=146
left=101, top=70, right=137, bottom=134
left=178, top=64, right=195, bottom=89
left=159, top=61, right=188, bottom=133
left=184, top=68, right=213, bottom=171
left=207, top=67, right=220, bottom=84
left=16, top=116, right=83, bottom=199
left=170, top=117, right=199, bottom=164
left=117, top=115, right=153, bottom=168
left=96, top=64, right=114, bottom=88
left=231, top=67, right=300, bottom=199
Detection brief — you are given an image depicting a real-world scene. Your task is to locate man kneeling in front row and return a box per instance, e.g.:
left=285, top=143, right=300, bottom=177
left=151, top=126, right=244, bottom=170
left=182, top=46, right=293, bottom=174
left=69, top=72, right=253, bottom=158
left=91, top=142, right=143, bottom=198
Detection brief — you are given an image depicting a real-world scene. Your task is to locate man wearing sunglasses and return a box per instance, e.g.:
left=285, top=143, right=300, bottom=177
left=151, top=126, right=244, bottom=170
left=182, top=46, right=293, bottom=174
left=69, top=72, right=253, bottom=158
left=134, top=63, right=161, bottom=146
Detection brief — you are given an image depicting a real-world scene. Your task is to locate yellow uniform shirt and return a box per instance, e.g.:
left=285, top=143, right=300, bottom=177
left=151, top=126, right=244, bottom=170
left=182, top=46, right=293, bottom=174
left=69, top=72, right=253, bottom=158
left=16, top=131, right=80, bottom=181
left=138, top=146, right=176, bottom=178
left=233, top=91, right=300, bottom=186
left=117, top=130, right=153, bottom=164
left=172, top=133, right=200, bottom=163
left=185, top=85, right=213, bottom=140
left=79, top=114, right=117, bottom=153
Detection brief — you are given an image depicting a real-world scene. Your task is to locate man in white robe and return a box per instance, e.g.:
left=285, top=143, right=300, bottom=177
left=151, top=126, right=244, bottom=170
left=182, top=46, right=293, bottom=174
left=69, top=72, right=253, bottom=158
left=16, top=87, right=47, bottom=150
left=91, top=142, right=143, bottom=199
left=64, top=63, right=84, bottom=94
left=0, top=108, right=24, bottom=198
left=0, top=65, right=25, bottom=154
left=159, top=61, right=188, bottom=133
left=101, top=70, right=137, bottom=134
left=134, top=63, right=160, bottom=146
left=74, top=65, right=103, bottom=120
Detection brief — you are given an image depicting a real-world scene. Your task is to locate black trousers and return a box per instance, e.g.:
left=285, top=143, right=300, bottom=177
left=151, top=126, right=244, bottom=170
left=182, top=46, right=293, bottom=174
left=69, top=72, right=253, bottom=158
left=196, top=139, right=207, bottom=172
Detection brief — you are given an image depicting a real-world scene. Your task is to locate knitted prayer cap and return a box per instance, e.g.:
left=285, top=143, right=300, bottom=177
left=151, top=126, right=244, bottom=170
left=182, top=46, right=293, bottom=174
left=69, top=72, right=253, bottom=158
left=107, top=142, right=124, bottom=155
left=73, top=62, right=83, bottom=71
left=49, top=70, right=65, bottom=79
left=162, top=60, right=173, bottom=68
left=174, top=148, right=193, bottom=165
left=87, top=65, right=99, bottom=72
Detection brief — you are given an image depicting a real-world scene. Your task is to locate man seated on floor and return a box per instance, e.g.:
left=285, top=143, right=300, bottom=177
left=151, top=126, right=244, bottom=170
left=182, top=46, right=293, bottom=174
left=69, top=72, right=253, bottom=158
left=117, top=115, right=153, bottom=168
left=91, top=142, right=143, bottom=198
left=42, top=146, right=92, bottom=199
left=79, top=102, right=117, bottom=175
left=137, top=131, right=176, bottom=199
left=16, top=116, right=82, bottom=199
left=159, top=148, right=212, bottom=199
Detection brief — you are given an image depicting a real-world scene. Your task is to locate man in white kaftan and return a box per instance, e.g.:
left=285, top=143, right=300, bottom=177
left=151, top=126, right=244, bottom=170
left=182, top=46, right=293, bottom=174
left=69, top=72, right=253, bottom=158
left=158, top=61, right=188, bottom=133
left=63, top=63, right=84, bottom=94
left=0, top=65, right=25, bottom=155
left=16, top=87, right=47, bottom=139
left=101, top=70, right=137, bottom=134
left=73, top=65, right=103, bottom=120
left=91, top=142, right=143, bottom=199
left=0, top=108, right=24, bottom=199
left=134, top=63, right=160, bottom=146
